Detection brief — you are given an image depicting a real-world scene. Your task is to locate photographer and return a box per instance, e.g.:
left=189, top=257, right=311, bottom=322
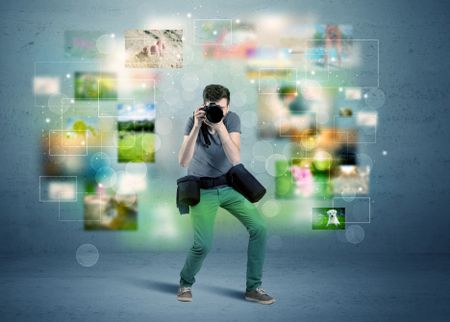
left=176, top=84, right=275, bottom=305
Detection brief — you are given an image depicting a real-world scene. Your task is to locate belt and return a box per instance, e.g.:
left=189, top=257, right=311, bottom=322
left=199, top=174, right=228, bottom=189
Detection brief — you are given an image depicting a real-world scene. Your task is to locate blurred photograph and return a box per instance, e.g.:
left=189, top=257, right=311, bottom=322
left=64, top=30, right=105, bottom=59
left=83, top=176, right=138, bottom=230
left=74, top=72, right=117, bottom=100
left=125, top=29, right=183, bottom=68
left=202, top=21, right=257, bottom=59
left=39, top=176, right=77, bottom=202
left=33, top=76, right=60, bottom=95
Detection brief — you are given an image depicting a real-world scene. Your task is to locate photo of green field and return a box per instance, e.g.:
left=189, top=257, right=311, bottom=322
left=117, top=102, right=156, bottom=163
left=118, top=129, right=155, bottom=163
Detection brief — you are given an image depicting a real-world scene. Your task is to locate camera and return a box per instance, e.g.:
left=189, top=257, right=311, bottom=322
left=201, top=103, right=224, bottom=123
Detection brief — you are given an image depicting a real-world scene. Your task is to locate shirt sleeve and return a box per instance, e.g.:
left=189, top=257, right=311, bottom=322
left=225, top=112, right=241, bottom=134
left=184, top=115, right=194, bottom=135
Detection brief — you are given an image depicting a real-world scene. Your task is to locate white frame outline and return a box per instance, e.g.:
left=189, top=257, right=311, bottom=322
left=39, top=176, right=78, bottom=202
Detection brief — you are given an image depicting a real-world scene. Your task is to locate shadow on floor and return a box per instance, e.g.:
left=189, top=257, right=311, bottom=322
left=200, top=284, right=244, bottom=301
left=125, top=277, right=178, bottom=295
left=125, top=277, right=244, bottom=301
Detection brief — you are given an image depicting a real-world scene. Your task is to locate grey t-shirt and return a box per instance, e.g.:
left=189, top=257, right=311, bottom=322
left=184, top=111, right=241, bottom=177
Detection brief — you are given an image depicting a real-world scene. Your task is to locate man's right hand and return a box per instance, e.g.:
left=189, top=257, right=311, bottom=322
left=193, top=105, right=206, bottom=129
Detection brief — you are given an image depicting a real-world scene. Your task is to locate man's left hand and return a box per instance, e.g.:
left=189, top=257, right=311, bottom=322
left=204, top=118, right=226, bottom=132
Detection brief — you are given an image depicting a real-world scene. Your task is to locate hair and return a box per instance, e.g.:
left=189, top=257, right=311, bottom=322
left=203, top=84, right=230, bottom=105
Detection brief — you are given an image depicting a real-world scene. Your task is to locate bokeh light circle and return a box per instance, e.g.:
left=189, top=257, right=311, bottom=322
left=181, top=72, right=200, bottom=92
left=261, top=199, right=280, bottom=218
left=142, top=133, right=161, bottom=154
left=250, top=156, right=267, bottom=174
left=345, top=225, right=365, bottom=244
left=76, top=243, right=99, bottom=267
left=90, top=152, right=110, bottom=171
left=95, top=166, right=117, bottom=188
left=341, top=186, right=357, bottom=202
left=252, top=140, right=273, bottom=159
left=163, top=89, right=182, bottom=107
left=265, top=153, right=289, bottom=177
left=48, top=93, right=70, bottom=114
left=364, top=88, right=386, bottom=109
left=357, top=153, right=374, bottom=169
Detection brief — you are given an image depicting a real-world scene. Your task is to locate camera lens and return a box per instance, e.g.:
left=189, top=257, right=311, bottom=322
left=205, top=103, right=224, bottom=123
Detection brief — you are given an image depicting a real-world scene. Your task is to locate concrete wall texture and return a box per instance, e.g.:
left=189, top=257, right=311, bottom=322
left=0, top=0, right=449, bottom=255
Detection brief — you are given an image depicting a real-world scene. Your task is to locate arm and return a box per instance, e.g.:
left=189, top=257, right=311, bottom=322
left=178, top=127, right=201, bottom=167
left=178, top=106, right=205, bottom=167
left=216, top=123, right=241, bottom=165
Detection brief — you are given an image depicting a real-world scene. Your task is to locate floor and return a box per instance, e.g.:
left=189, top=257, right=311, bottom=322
left=1, top=251, right=449, bottom=322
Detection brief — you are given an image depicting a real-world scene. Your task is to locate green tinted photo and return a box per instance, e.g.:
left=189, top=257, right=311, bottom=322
left=312, top=207, right=345, bottom=230
left=74, top=72, right=117, bottom=100
left=117, top=102, right=155, bottom=163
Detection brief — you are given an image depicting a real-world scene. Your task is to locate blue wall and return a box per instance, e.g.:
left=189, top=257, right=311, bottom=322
left=0, top=0, right=449, bottom=254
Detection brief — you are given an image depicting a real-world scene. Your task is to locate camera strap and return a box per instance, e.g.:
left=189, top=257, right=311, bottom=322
left=192, top=111, right=211, bottom=148
left=200, top=123, right=211, bottom=147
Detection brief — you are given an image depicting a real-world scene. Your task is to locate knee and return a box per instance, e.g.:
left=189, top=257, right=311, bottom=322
left=249, top=222, right=267, bottom=239
left=191, top=241, right=212, bottom=257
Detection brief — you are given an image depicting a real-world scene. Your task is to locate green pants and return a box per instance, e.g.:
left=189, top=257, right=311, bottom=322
left=179, top=185, right=267, bottom=291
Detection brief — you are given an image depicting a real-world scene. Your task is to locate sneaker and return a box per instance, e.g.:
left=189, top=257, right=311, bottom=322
left=176, top=286, right=192, bottom=302
left=245, top=287, right=275, bottom=305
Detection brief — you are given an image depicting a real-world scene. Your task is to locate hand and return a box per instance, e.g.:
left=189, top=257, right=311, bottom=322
left=193, top=105, right=206, bottom=129
left=204, top=117, right=225, bottom=132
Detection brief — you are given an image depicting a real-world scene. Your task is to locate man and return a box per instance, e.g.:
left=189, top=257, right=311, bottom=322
left=177, top=84, right=275, bottom=305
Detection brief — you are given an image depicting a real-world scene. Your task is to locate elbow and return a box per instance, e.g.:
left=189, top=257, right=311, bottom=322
left=178, top=157, right=187, bottom=168
left=179, top=156, right=190, bottom=168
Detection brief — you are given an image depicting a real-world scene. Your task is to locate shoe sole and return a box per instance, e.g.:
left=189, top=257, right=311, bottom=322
left=176, top=296, right=192, bottom=302
left=245, top=296, right=275, bottom=305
